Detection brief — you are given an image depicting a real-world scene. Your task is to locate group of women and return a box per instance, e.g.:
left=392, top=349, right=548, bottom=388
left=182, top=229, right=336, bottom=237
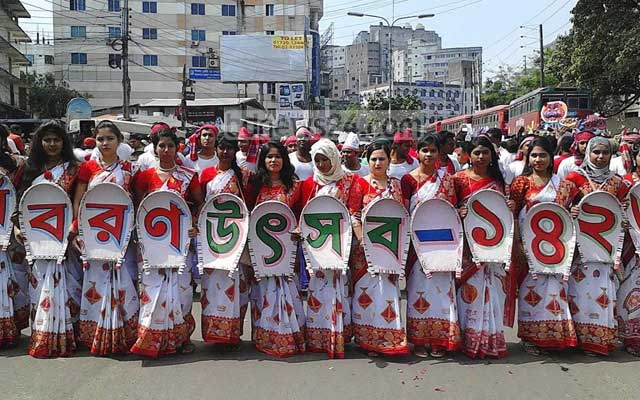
left=0, top=120, right=638, bottom=362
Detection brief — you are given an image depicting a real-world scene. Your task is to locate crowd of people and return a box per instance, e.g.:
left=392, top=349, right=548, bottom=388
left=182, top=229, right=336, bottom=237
left=0, top=118, right=639, bottom=362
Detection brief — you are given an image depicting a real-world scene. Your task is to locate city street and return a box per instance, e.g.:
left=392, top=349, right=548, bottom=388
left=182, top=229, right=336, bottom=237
left=2, top=300, right=638, bottom=400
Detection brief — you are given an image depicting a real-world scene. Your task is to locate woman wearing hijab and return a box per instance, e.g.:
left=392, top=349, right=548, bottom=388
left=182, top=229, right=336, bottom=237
left=557, top=131, right=595, bottom=179
left=555, top=136, right=631, bottom=356
left=299, top=138, right=364, bottom=358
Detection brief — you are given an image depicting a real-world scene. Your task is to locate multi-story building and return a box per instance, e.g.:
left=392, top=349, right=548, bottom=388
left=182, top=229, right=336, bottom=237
left=393, top=39, right=482, bottom=113
left=20, top=41, right=56, bottom=76
left=369, top=23, right=441, bottom=83
left=0, top=0, right=31, bottom=117
left=360, top=81, right=463, bottom=124
left=52, top=0, right=323, bottom=114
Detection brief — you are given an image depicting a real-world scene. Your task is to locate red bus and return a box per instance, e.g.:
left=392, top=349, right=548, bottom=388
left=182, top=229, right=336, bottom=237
left=508, top=87, right=592, bottom=134
left=426, top=114, right=472, bottom=134
left=472, top=104, right=509, bottom=134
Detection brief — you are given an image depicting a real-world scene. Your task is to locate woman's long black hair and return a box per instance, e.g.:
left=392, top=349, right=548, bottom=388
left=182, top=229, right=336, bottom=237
left=0, top=124, right=17, bottom=173
left=216, top=135, right=244, bottom=194
left=470, top=135, right=505, bottom=187
left=23, top=120, right=76, bottom=189
left=522, top=136, right=555, bottom=177
left=253, top=142, right=296, bottom=195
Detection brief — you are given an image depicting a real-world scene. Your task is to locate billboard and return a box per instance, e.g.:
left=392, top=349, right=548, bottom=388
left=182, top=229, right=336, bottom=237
left=220, top=35, right=311, bottom=83
left=276, top=83, right=307, bottom=122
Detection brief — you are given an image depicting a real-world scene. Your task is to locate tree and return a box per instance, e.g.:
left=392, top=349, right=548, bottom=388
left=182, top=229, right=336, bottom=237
left=482, top=52, right=561, bottom=108
left=546, top=0, right=640, bottom=116
left=24, top=73, right=91, bottom=118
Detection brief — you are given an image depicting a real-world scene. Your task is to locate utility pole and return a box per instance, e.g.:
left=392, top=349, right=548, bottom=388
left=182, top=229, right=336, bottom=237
left=539, top=24, right=545, bottom=87
left=524, top=55, right=527, bottom=74
left=121, top=0, right=131, bottom=119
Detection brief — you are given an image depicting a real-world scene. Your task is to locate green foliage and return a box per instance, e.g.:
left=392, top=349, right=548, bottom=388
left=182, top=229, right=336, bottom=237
left=482, top=50, right=561, bottom=108
left=546, top=0, right=640, bottom=116
left=366, top=91, right=423, bottom=111
left=24, top=73, right=91, bottom=118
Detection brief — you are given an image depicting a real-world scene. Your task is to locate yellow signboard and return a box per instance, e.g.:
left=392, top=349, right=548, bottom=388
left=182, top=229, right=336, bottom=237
left=272, top=35, right=308, bottom=50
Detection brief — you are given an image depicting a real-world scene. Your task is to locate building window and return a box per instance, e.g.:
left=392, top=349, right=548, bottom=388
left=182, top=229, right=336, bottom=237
left=191, top=3, right=205, bottom=15
left=109, top=54, right=122, bottom=67
left=191, top=29, right=206, bottom=41
left=266, top=83, right=276, bottom=94
left=265, top=4, right=275, bottom=16
left=26, top=55, right=34, bottom=65
left=70, top=26, right=86, bottom=38
left=44, top=55, right=54, bottom=64
left=142, top=28, right=157, bottom=39
left=143, top=55, right=158, bottom=66
left=71, top=53, right=87, bottom=64
left=108, top=26, right=121, bottom=39
left=108, top=0, right=120, bottom=11
left=265, top=30, right=275, bottom=35
left=142, top=1, right=157, bottom=13
left=222, top=31, right=236, bottom=35
left=70, top=0, right=86, bottom=11
left=192, top=56, right=207, bottom=67
left=222, top=4, right=236, bottom=16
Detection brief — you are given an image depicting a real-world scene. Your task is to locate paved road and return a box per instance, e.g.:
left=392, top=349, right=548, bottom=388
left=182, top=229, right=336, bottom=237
left=2, top=301, right=638, bottom=400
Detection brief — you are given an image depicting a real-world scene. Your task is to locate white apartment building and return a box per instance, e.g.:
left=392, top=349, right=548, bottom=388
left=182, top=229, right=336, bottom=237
left=394, top=39, right=482, bottom=114
left=52, top=0, right=322, bottom=113
left=20, top=42, right=56, bottom=76
left=0, top=0, right=31, bottom=117
left=360, top=81, right=463, bottom=124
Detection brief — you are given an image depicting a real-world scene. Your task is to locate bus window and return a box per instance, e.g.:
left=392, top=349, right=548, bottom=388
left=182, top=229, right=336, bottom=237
left=579, top=97, right=590, bottom=109
left=567, top=97, right=580, bottom=109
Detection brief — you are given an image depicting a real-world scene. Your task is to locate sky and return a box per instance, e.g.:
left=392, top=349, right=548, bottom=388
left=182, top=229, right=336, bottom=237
left=19, top=0, right=579, bottom=76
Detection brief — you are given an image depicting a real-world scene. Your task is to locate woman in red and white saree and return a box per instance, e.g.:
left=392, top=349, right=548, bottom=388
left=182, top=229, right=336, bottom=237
left=555, top=136, right=630, bottom=356
left=452, top=135, right=515, bottom=359
left=17, top=121, right=81, bottom=357
left=619, top=144, right=640, bottom=357
left=0, top=124, right=28, bottom=348
left=299, top=138, right=363, bottom=358
left=351, top=141, right=409, bottom=356
left=130, top=129, right=203, bottom=357
left=198, top=136, right=252, bottom=347
left=401, top=135, right=460, bottom=358
left=510, top=137, right=577, bottom=355
left=72, top=121, right=139, bottom=355
left=246, top=142, right=306, bottom=357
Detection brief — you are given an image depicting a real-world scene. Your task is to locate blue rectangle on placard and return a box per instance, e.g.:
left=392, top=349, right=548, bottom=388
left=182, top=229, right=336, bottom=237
left=415, top=229, right=454, bottom=242
left=189, top=68, right=220, bottom=80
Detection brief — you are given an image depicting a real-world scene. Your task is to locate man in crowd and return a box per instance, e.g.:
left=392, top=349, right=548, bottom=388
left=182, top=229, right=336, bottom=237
left=557, top=130, right=595, bottom=179
left=289, top=127, right=314, bottom=180
left=341, top=132, right=369, bottom=177
left=388, top=128, right=418, bottom=179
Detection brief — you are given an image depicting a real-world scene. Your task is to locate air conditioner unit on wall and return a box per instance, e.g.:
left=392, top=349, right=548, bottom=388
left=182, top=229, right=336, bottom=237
left=191, top=40, right=200, bottom=48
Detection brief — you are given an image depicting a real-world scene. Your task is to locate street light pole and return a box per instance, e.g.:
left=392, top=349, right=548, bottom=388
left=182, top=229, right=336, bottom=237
left=347, top=12, right=434, bottom=133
